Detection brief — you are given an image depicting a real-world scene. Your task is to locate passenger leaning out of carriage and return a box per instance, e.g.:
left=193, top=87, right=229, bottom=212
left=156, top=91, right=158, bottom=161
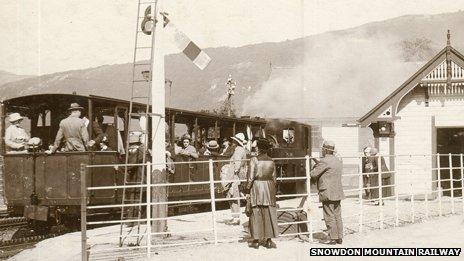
left=46, top=103, right=90, bottom=154
left=174, top=134, right=199, bottom=160
left=5, top=113, right=30, bottom=153
left=175, top=134, right=199, bottom=178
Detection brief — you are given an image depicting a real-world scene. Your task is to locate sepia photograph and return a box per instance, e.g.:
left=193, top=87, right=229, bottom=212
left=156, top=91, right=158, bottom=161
left=1, top=0, right=464, bottom=260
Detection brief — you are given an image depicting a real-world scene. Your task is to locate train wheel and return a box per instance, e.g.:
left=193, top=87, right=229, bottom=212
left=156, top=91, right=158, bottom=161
left=61, top=215, right=79, bottom=230
left=28, top=219, right=53, bottom=235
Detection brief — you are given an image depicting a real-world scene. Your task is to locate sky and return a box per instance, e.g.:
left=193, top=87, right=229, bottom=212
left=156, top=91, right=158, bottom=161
left=1, top=0, right=464, bottom=76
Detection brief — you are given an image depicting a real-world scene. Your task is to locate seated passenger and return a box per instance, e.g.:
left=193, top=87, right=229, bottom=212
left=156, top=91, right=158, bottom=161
left=220, top=138, right=234, bottom=157
left=103, top=118, right=125, bottom=154
left=166, top=142, right=175, bottom=175
left=5, top=113, right=30, bottom=153
left=198, top=140, right=207, bottom=155
left=202, top=140, right=220, bottom=157
left=46, top=103, right=89, bottom=154
left=174, top=134, right=199, bottom=160
left=88, top=114, right=107, bottom=150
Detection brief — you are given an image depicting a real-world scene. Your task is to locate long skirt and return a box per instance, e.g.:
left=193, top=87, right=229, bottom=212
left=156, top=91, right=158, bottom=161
left=249, top=206, right=278, bottom=240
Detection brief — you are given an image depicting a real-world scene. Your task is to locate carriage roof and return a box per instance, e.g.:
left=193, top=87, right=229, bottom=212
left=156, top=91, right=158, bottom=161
left=3, top=93, right=267, bottom=126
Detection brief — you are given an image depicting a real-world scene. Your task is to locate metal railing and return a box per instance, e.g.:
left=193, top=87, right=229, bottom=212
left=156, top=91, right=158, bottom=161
left=80, top=153, right=464, bottom=260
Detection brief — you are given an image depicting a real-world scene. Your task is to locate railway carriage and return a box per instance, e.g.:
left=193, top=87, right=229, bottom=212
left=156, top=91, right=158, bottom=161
left=0, top=93, right=311, bottom=226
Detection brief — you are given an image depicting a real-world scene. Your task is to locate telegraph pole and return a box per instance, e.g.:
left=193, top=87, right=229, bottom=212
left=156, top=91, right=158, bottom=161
left=150, top=0, right=167, bottom=234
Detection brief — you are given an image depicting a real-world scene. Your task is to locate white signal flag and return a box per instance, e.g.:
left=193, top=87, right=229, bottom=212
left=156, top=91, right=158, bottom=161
left=164, top=18, right=211, bottom=70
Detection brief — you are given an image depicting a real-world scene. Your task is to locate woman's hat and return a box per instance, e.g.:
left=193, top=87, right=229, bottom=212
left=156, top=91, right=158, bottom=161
left=129, top=133, right=142, bottom=144
left=181, top=133, right=192, bottom=141
left=206, top=140, right=220, bottom=149
left=8, top=113, right=23, bottom=123
left=231, top=133, right=246, bottom=147
left=68, top=103, right=84, bottom=111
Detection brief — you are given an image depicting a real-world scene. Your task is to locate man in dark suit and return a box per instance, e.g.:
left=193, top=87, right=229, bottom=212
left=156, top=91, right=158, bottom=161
left=310, top=140, right=345, bottom=244
left=88, top=114, right=107, bottom=150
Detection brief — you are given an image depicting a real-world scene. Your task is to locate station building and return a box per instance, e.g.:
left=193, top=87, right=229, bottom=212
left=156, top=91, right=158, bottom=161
left=359, top=32, right=464, bottom=196
left=307, top=117, right=372, bottom=191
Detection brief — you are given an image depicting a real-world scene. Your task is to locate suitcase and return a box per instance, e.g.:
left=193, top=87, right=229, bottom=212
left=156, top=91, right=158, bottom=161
left=277, top=209, right=308, bottom=235
left=277, top=197, right=308, bottom=235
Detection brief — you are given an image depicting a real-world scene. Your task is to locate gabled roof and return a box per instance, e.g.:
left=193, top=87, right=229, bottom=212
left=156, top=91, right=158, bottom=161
left=358, top=44, right=464, bottom=127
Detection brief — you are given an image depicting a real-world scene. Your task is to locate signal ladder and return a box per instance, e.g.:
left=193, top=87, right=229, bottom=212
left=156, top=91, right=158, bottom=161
left=119, top=0, right=160, bottom=247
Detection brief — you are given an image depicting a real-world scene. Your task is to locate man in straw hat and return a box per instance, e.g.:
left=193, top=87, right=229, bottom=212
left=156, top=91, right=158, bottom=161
left=310, top=140, right=345, bottom=244
left=46, top=103, right=90, bottom=154
left=5, top=112, right=30, bottom=153
left=201, top=140, right=221, bottom=157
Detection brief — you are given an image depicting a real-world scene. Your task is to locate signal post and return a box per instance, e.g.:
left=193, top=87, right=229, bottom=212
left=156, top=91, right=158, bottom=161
left=150, top=0, right=167, bottom=235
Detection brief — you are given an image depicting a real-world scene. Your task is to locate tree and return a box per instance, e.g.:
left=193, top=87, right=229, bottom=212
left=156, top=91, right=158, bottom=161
left=400, top=37, right=435, bottom=62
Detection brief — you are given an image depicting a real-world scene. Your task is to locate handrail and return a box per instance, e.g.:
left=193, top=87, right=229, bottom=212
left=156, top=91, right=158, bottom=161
left=81, top=153, right=464, bottom=260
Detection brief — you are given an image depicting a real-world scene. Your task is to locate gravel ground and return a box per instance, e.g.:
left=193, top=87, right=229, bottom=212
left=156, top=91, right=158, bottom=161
left=10, top=197, right=464, bottom=261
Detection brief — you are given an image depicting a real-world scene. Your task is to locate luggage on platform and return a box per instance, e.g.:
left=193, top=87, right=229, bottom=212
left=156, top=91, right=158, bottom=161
left=277, top=197, right=308, bottom=235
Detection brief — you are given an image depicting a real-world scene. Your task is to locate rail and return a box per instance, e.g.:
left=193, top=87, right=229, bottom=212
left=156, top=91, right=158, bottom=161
left=80, top=153, right=464, bottom=260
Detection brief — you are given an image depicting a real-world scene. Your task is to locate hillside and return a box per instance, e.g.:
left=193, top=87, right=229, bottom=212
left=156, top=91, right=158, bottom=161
left=0, top=70, right=32, bottom=86
left=2, top=11, right=464, bottom=118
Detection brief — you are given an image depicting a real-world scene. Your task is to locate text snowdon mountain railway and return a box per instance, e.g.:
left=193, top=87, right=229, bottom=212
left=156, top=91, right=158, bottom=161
left=309, top=248, right=461, bottom=256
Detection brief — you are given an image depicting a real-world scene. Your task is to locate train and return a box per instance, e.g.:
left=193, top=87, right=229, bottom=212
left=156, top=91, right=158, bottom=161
left=0, top=93, right=311, bottom=229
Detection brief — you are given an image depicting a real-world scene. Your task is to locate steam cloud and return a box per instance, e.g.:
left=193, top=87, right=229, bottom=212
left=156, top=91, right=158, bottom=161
left=242, top=30, right=429, bottom=119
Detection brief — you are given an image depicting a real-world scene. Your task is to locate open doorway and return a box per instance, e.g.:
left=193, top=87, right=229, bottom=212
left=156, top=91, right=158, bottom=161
left=436, top=128, right=464, bottom=197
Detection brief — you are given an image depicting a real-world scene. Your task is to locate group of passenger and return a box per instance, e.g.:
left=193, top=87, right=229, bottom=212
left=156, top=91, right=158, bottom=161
left=171, top=133, right=236, bottom=160
left=168, top=131, right=279, bottom=248
left=4, top=103, right=120, bottom=154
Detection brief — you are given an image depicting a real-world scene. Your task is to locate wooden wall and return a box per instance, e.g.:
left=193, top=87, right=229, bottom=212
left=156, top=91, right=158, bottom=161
left=394, top=86, right=464, bottom=195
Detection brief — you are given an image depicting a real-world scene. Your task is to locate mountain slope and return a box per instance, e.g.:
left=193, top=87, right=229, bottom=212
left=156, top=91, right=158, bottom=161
left=2, top=11, right=464, bottom=118
left=0, top=70, right=32, bottom=87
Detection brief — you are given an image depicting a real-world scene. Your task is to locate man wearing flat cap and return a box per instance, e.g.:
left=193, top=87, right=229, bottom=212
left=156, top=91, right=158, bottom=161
left=310, top=140, right=345, bottom=244
left=47, top=103, right=90, bottom=153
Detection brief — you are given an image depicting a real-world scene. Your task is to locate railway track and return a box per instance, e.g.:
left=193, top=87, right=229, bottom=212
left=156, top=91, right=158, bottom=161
left=0, top=212, right=76, bottom=259
left=0, top=228, right=76, bottom=260
left=0, top=217, right=28, bottom=230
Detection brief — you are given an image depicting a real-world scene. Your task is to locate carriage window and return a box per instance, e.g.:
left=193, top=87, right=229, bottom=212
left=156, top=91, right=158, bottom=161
left=283, top=128, right=295, bottom=144
left=36, top=110, right=51, bottom=127
left=174, top=123, right=188, bottom=140
left=207, top=126, right=219, bottom=139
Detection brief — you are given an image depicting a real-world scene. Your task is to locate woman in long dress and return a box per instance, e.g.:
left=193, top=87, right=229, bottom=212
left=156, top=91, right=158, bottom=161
left=246, top=138, right=278, bottom=248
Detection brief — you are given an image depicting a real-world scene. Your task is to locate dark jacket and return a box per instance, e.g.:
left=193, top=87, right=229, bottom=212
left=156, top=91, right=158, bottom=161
left=310, top=154, right=345, bottom=202
left=247, top=155, right=276, bottom=207
left=92, top=122, right=106, bottom=144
